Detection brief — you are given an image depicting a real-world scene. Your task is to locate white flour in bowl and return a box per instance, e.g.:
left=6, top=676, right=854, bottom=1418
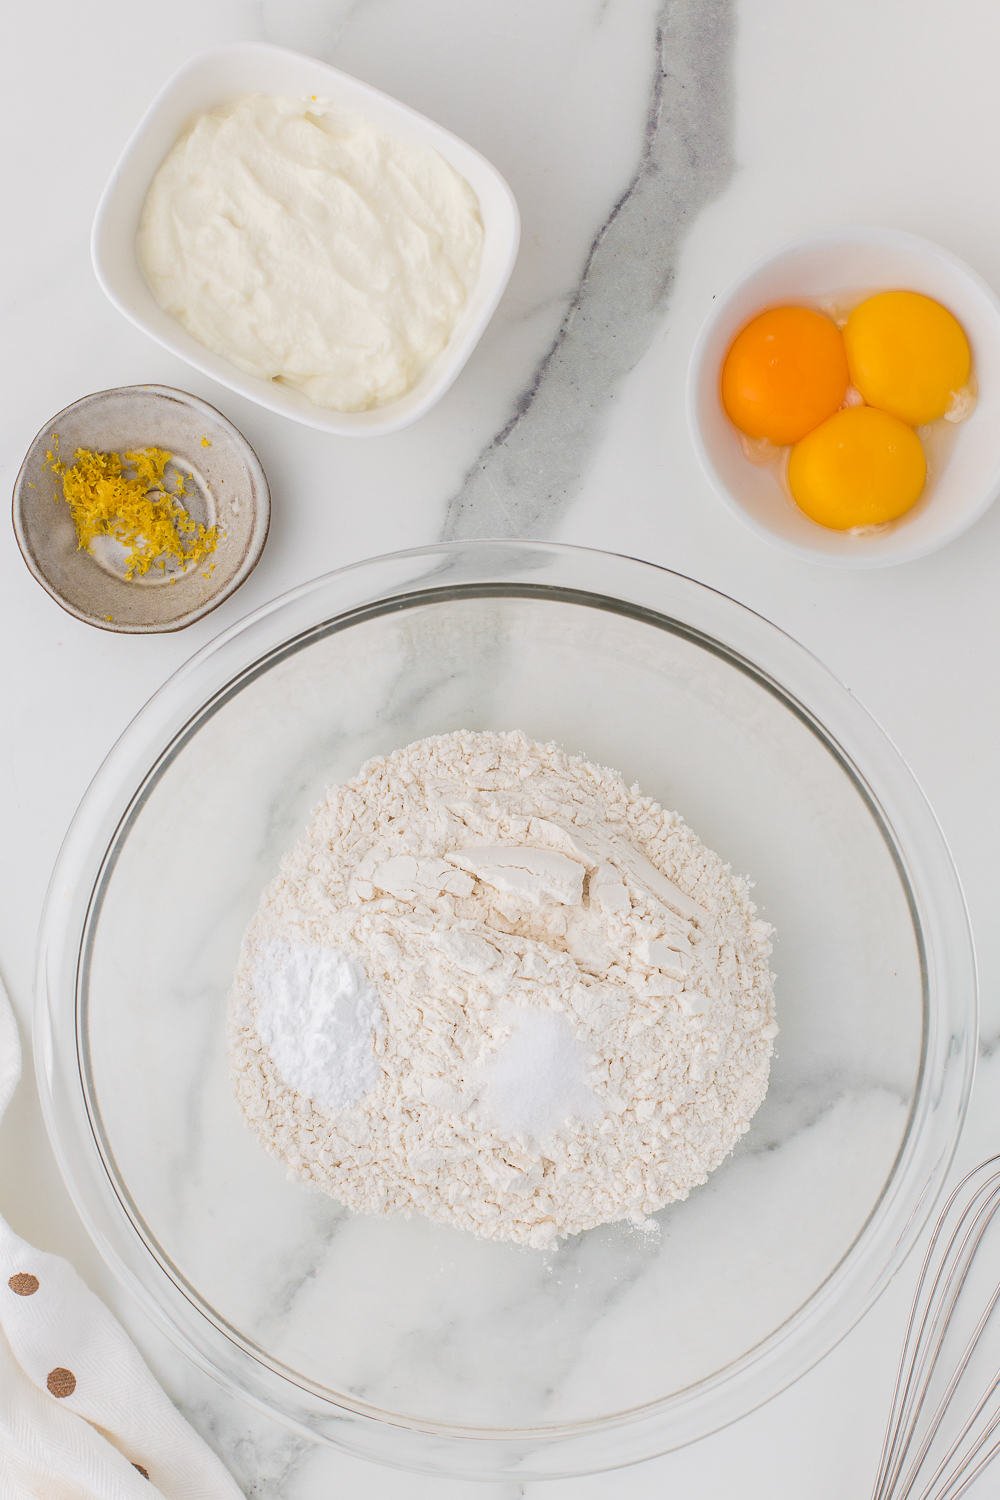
left=229, top=730, right=776, bottom=1248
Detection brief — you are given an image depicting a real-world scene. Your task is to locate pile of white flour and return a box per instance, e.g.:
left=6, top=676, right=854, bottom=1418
left=229, top=731, right=776, bottom=1248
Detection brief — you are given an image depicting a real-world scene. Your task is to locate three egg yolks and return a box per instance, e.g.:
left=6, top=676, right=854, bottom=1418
left=720, top=292, right=972, bottom=530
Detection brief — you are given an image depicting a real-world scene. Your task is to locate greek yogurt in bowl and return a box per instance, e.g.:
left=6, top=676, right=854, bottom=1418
left=92, top=44, right=520, bottom=436
left=138, top=94, right=485, bottom=414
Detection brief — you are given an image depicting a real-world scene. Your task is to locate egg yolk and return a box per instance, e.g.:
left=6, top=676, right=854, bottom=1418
left=844, top=291, right=971, bottom=426
left=787, top=406, right=926, bottom=530
left=721, top=305, right=849, bottom=445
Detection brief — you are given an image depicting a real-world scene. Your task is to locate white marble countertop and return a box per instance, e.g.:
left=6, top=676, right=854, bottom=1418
left=2, top=1, right=998, bottom=1495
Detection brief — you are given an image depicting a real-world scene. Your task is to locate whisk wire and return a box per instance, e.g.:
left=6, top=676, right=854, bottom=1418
left=918, top=1392, right=999, bottom=1500
left=911, top=1294, right=1000, bottom=1500
left=871, top=1155, right=1000, bottom=1500
left=875, top=1166, right=991, bottom=1496
left=902, top=1246, right=1000, bottom=1497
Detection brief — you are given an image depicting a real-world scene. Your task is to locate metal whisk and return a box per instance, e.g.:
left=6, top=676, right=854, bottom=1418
left=872, top=1154, right=1000, bottom=1500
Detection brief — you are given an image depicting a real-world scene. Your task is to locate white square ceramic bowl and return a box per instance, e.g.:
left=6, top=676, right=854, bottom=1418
left=688, top=228, right=1000, bottom=566
left=92, top=43, right=520, bottom=437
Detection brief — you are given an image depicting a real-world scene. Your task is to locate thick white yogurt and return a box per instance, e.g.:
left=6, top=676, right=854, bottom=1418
left=138, top=94, right=484, bottom=412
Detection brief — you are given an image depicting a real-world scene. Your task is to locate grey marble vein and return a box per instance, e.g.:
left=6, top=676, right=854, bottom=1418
left=189, top=1402, right=309, bottom=1499
left=442, top=0, right=734, bottom=541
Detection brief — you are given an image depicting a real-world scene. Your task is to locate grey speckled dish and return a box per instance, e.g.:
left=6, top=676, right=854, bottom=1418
left=12, top=385, right=270, bottom=633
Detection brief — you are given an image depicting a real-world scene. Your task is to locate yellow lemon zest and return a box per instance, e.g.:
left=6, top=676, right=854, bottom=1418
left=45, top=444, right=218, bottom=579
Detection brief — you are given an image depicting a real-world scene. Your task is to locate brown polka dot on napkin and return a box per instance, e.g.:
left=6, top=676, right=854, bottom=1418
left=8, top=1272, right=39, bottom=1296
left=46, top=1367, right=76, bottom=1398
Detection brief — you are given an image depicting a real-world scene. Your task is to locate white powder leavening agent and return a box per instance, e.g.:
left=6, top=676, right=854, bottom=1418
left=252, top=941, right=382, bottom=1116
left=475, top=1003, right=601, bottom=1142
left=230, top=730, right=777, bottom=1248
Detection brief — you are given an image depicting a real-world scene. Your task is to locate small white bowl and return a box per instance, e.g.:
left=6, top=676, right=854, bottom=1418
left=92, top=43, right=520, bottom=437
left=688, top=228, right=1000, bottom=566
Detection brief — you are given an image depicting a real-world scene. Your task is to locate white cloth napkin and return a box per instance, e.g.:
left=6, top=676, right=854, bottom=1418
left=0, top=978, right=243, bottom=1499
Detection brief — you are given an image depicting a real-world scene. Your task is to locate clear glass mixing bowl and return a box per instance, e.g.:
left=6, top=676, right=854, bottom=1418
left=36, top=542, right=977, bottom=1479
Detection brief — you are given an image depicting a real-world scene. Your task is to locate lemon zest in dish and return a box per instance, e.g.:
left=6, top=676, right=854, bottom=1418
left=45, top=442, right=218, bottom=579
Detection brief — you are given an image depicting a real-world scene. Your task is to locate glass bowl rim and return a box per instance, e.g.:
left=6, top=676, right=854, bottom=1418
left=34, top=539, right=978, bottom=1479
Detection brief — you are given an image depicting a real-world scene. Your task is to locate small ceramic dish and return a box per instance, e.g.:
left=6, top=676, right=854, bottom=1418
left=688, top=227, right=1000, bottom=567
left=12, top=385, right=270, bottom=633
left=92, top=43, right=520, bottom=437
